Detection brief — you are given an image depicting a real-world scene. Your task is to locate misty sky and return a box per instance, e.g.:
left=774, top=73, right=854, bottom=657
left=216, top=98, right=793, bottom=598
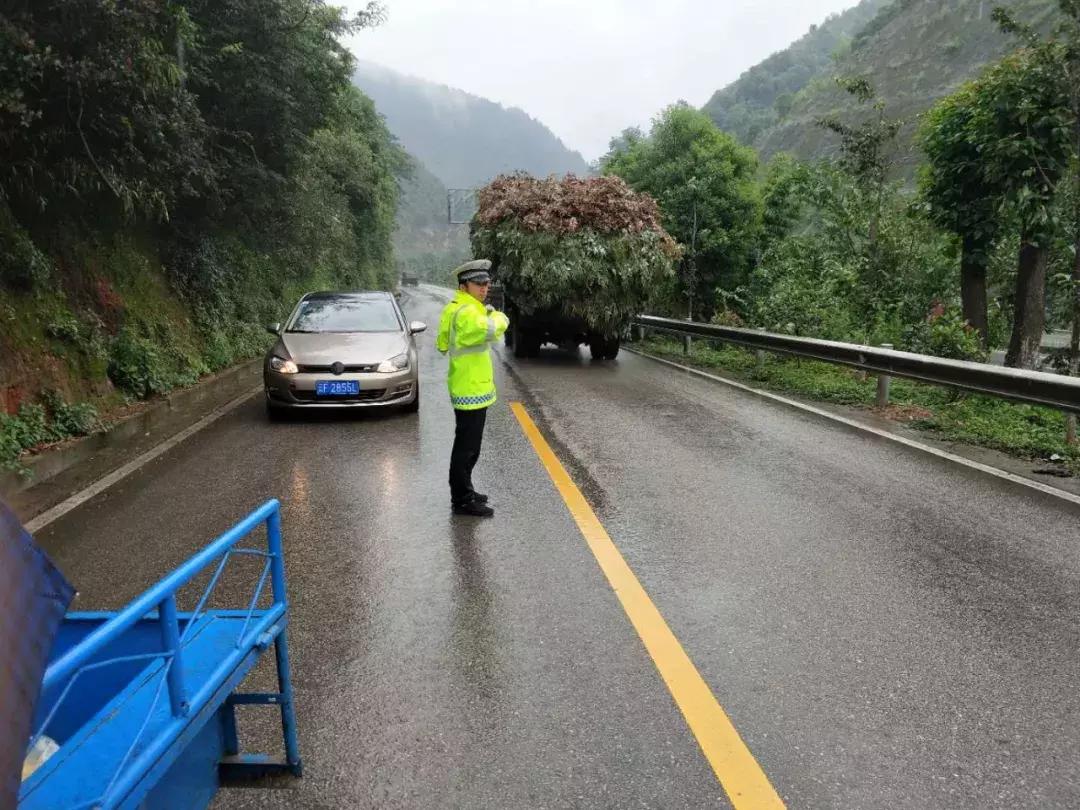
left=344, top=0, right=860, bottom=161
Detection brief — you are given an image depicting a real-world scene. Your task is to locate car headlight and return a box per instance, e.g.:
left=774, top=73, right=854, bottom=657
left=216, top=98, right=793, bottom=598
left=270, top=356, right=298, bottom=374
left=377, top=353, right=409, bottom=373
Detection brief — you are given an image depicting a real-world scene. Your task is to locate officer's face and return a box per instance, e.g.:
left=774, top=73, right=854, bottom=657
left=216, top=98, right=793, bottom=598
left=465, top=280, right=490, bottom=302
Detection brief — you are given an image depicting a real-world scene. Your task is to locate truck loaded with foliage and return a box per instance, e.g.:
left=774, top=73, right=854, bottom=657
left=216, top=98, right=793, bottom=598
left=470, top=174, right=679, bottom=360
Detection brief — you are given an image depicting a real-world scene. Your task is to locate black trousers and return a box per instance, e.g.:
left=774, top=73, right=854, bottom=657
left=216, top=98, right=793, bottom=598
left=449, top=406, right=488, bottom=505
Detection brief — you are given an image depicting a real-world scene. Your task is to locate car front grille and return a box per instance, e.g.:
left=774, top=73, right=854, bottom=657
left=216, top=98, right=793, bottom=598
left=297, top=363, right=379, bottom=374
left=290, top=388, right=386, bottom=403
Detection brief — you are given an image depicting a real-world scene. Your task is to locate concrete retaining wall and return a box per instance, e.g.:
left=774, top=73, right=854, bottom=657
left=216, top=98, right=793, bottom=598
left=1, top=358, right=262, bottom=499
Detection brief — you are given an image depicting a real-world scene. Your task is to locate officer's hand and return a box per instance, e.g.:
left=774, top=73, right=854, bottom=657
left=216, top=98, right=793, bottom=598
left=485, top=305, right=494, bottom=313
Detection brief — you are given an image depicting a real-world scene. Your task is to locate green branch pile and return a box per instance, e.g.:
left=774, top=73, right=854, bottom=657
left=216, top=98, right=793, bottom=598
left=470, top=174, right=678, bottom=335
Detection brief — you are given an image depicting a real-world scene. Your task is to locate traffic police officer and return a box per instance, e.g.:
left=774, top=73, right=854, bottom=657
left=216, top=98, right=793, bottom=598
left=437, top=260, right=510, bottom=517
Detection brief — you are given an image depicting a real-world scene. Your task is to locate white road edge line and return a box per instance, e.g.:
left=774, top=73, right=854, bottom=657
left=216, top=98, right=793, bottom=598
left=26, top=385, right=263, bottom=534
left=626, top=347, right=1080, bottom=509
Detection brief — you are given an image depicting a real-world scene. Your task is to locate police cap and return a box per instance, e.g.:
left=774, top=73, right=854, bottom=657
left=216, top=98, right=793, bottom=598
left=452, top=259, right=492, bottom=285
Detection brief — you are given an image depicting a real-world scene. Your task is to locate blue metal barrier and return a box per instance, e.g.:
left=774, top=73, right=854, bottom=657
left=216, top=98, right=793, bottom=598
left=18, top=499, right=302, bottom=809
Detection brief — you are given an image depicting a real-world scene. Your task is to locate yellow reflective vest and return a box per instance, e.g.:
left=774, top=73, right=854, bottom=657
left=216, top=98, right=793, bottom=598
left=436, top=291, right=510, bottom=410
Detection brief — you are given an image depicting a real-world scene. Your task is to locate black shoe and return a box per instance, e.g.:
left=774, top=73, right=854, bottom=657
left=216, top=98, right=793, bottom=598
left=450, top=492, right=488, bottom=504
left=452, top=500, right=494, bottom=517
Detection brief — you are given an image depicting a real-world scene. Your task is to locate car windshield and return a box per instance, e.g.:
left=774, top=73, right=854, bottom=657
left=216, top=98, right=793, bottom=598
left=286, top=298, right=401, bottom=333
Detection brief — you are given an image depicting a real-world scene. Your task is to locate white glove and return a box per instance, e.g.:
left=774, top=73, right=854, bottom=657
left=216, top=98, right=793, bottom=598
left=485, top=305, right=494, bottom=313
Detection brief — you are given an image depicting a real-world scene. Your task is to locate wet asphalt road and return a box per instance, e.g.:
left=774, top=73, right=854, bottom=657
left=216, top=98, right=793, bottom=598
left=32, top=284, right=1080, bottom=808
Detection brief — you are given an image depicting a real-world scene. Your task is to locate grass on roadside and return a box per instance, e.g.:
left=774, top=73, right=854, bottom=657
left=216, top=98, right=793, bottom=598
left=639, top=335, right=1080, bottom=475
left=1, top=395, right=101, bottom=477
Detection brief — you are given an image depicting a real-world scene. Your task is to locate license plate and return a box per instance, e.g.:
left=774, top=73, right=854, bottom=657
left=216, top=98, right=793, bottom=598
left=315, top=380, right=360, bottom=396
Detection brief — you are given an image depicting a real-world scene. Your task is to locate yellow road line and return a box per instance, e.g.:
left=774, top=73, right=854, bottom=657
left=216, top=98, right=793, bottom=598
left=510, top=402, right=785, bottom=809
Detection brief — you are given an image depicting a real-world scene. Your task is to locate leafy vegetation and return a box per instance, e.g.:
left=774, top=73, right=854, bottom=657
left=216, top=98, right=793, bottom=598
left=915, top=2, right=1080, bottom=372
left=602, top=105, right=763, bottom=319
left=639, top=335, right=1079, bottom=472
left=471, top=175, right=678, bottom=335
left=1, top=0, right=402, bottom=470
left=593, top=0, right=1080, bottom=467
left=919, top=83, right=1005, bottom=347
left=711, top=0, right=1061, bottom=171
left=702, top=0, right=890, bottom=144
left=1, top=397, right=100, bottom=476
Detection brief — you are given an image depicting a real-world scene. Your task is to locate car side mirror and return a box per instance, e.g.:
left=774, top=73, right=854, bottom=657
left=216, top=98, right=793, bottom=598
left=266, top=323, right=281, bottom=336
left=410, top=321, right=427, bottom=334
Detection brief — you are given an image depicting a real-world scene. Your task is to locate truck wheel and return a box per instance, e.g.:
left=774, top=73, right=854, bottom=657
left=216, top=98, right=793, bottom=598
left=588, top=333, right=604, bottom=360
left=513, top=323, right=540, bottom=358
left=591, top=336, right=620, bottom=361
left=524, top=332, right=542, bottom=358
left=513, top=324, right=529, bottom=358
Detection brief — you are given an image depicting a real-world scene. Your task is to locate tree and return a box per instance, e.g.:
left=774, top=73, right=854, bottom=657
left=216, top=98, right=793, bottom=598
left=601, top=127, right=644, bottom=165
left=761, top=153, right=811, bottom=248
left=966, top=44, right=1072, bottom=368
left=602, top=104, right=762, bottom=319
left=816, top=77, right=902, bottom=271
left=179, top=0, right=385, bottom=228
left=0, top=0, right=212, bottom=221
left=774, top=93, right=796, bottom=119
left=993, top=0, right=1080, bottom=423
left=919, top=83, right=1005, bottom=348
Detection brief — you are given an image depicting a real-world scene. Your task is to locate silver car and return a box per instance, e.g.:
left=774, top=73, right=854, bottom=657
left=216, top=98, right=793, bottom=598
left=263, top=291, right=426, bottom=417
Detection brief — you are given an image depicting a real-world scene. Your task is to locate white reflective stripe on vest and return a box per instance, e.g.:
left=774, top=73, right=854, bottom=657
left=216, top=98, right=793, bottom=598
left=448, top=304, right=469, bottom=348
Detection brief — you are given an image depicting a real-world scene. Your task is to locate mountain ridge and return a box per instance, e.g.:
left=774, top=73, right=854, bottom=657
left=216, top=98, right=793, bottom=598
left=703, top=0, right=891, bottom=146
left=704, top=0, right=1060, bottom=171
left=353, top=60, right=589, bottom=190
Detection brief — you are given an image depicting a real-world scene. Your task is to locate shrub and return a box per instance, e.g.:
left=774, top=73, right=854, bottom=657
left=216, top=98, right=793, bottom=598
left=0, top=403, right=53, bottom=474
left=106, top=328, right=201, bottom=399
left=43, top=391, right=100, bottom=436
left=0, top=209, right=52, bottom=291
left=902, top=304, right=987, bottom=361
left=1, top=393, right=101, bottom=475
left=108, top=330, right=166, bottom=398
left=45, top=311, right=82, bottom=343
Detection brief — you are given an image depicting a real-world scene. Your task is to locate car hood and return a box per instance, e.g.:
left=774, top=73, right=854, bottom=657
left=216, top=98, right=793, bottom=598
left=276, top=331, right=408, bottom=364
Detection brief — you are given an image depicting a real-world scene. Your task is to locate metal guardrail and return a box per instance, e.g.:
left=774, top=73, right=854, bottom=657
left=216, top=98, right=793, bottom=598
left=633, top=315, right=1080, bottom=414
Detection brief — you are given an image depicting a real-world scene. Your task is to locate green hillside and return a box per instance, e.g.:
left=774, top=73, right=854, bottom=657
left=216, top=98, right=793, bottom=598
left=353, top=61, right=589, bottom=189
left=761, top=0, right=1059, bottom=167
left=705, top=0, right=1060, bottom=170
left=702, top=0, right=890, bottom=144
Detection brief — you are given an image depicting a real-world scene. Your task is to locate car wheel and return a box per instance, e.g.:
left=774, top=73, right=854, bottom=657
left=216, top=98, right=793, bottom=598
left=266, top=397, right=287, bottom=421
